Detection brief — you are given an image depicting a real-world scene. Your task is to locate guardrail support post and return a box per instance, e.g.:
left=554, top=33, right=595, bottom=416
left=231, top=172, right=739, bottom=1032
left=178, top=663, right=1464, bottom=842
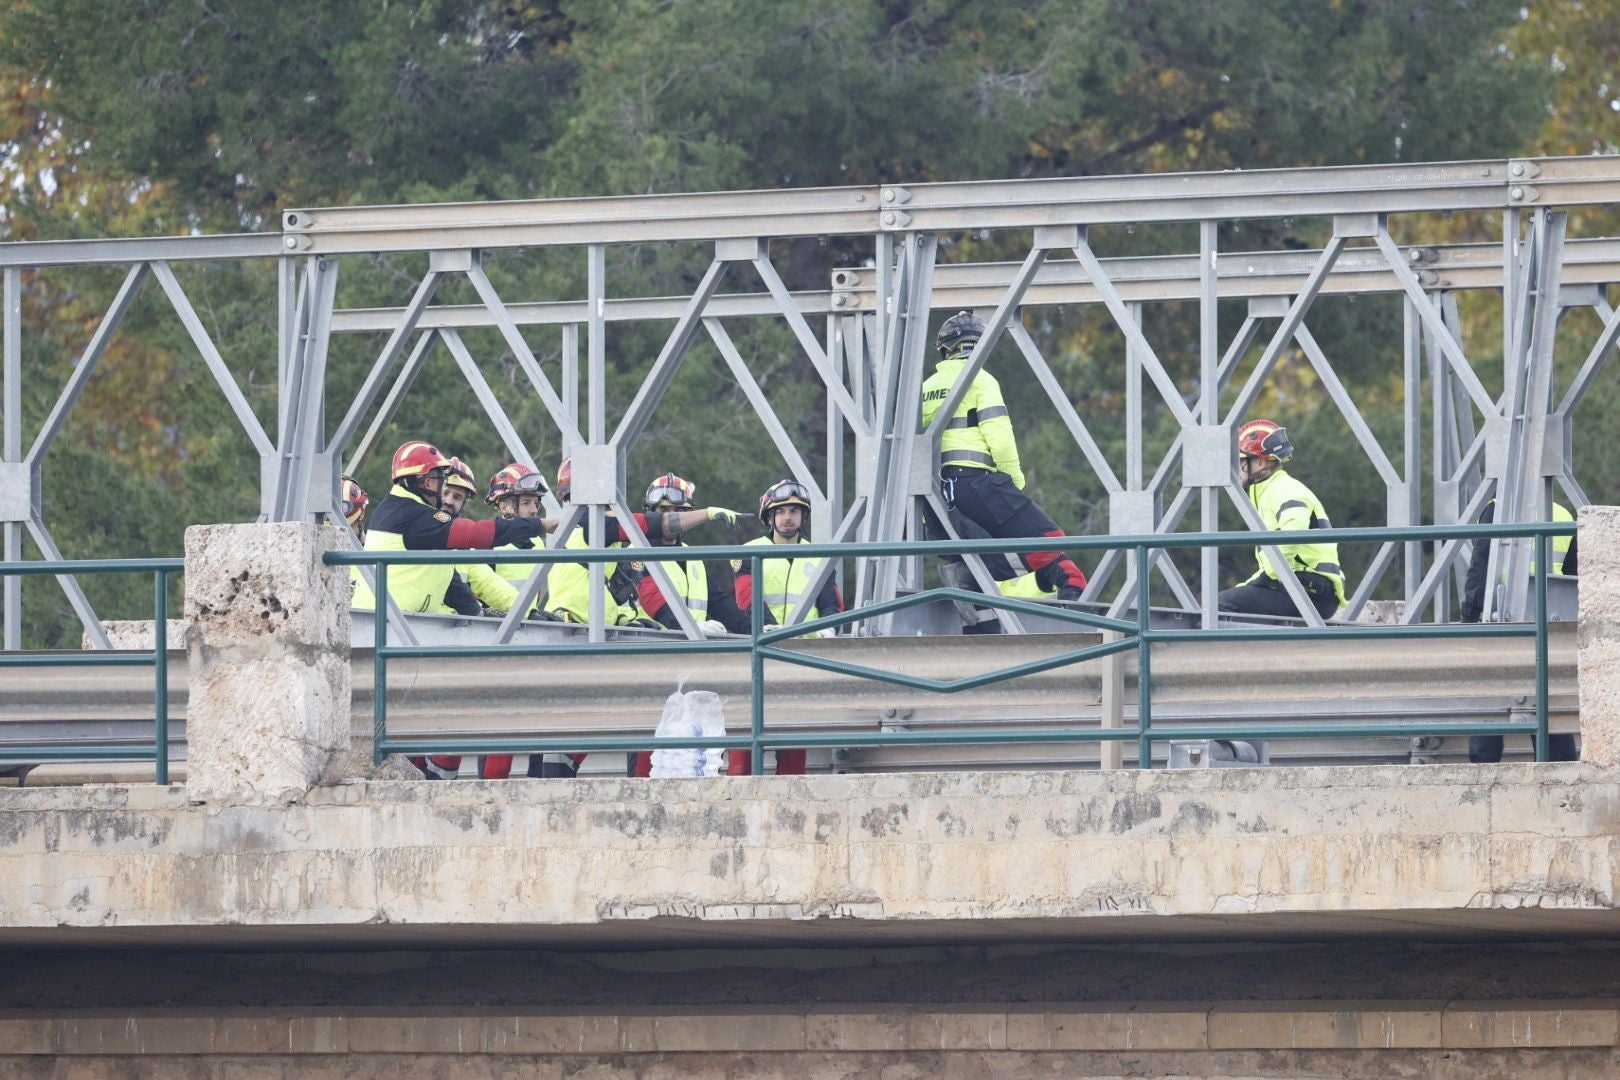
left=183, top=522, right=352, bottom=804
left=1575, top=506, right=1620, bottom=768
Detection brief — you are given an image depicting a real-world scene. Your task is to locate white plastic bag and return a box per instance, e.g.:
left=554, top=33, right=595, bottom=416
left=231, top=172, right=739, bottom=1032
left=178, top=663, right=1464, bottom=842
left=648, top=683, right=727, bottom=778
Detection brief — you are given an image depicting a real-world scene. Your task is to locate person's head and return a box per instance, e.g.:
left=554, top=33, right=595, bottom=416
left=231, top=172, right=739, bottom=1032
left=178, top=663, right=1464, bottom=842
left=758, top=479, right=812, bottom=542
left=390, top=440, right=452, bottom=508
left=486, top=462, right=547, bottom=520
left=340, top=475, right=369, bottom=538
left=440, top=456, right=478, bottom=518
left=555, top=456, right=572, bottom=504
left=645, top=473, right=697, bottom=545
left=1237, top=418, right=1293, bottom=489
left=935, top=310, right=986, bottom=361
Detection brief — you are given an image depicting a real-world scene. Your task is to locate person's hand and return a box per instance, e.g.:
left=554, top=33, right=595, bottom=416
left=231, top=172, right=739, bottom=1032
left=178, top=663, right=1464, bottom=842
left=707, top=506, right=741, bottom=526
left=813, top=627, right=837, bottom=639
left=700, top=619, right=728, bottom=636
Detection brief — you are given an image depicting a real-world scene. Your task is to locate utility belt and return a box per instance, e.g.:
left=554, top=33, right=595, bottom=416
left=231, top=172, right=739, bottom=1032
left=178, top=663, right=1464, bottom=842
left=940, top=463, right=993, bottom=509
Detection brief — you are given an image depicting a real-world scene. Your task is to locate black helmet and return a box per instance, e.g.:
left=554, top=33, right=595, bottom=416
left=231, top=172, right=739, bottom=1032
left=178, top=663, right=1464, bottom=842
left=936, top=311, right=986, bottom=358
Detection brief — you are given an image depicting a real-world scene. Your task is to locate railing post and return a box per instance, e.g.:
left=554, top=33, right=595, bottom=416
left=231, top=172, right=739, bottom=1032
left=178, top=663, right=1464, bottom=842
left=750, top=554, right=765, bottom=776
left=374, top=562, right=388, bottom=766
left=153, top=569, right=169, bottom=785
left=1099, top=630, right=1124, bottom=770
left=1534, top=531, right=1549, bottom=762
left=1136, top=544, right=1153, bottom=769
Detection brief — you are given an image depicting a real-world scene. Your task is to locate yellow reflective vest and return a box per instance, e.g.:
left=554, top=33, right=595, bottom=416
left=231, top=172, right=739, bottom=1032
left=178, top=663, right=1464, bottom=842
left=999, top=573, right=1055, bottom=600
left=545, top=529, right=638, bottom=624
left=1244, top=469, right=1346, bottom=606
left=742, top=535, right=828, bottom=623
left=353, top=486, right=456, bottom=614
left=920, top=353, right=1025, bottom=488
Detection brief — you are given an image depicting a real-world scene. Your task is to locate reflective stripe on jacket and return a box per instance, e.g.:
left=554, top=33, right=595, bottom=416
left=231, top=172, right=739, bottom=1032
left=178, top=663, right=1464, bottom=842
left=920, top=353, right=1025, bottom=488
left=998, top=572, right=1056, bottom=600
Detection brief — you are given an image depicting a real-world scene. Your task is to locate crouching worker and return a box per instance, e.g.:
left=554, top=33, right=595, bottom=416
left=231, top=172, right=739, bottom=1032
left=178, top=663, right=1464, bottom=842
left=728, top=480, right=844, bottom=776
left=1217, top=419, right=1344, bottom=621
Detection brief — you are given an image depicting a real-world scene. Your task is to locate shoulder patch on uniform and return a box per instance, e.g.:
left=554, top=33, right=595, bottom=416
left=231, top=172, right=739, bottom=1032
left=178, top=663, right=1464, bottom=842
left=433, top=510, right=452, bottom=523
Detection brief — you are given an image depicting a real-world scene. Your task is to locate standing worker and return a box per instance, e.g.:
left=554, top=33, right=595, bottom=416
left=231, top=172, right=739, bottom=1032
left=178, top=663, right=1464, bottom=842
left=1461, top=498, right=1579, bottom=762
left=358, top=440, right=552, bottom=779
left=920, top=312, right=1088, bottom=610
left=543, top=457, right=741, bottom=626
left=1217, top=419, right=1344, bottom=620
left=730, top=479, right=844, bottom=776
left=630, top=472, right=751, bottom=778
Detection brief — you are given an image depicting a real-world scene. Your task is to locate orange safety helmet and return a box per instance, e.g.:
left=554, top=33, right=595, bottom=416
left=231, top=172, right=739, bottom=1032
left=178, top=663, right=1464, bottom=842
left=1236, top=419, right=1294, bottom=463
left=556, top=456, right=573, bottom=501
left=340, top=475, right=369, bottom=526
left=486, top=462, right=547, bottom=505
left=390, top=440, right=451, bottom=482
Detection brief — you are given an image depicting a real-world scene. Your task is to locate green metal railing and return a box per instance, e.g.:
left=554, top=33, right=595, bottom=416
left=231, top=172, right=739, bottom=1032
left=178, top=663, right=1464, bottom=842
left=328, top=521, right=1574, bottom=773
left=0, top=557, right=181, bottom=783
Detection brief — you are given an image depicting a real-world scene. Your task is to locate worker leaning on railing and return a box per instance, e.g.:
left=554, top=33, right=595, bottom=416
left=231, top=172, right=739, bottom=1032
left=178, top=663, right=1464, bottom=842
left=729, top=479, right=845, bottom=777
left=351, top=441, right=553, bottom=616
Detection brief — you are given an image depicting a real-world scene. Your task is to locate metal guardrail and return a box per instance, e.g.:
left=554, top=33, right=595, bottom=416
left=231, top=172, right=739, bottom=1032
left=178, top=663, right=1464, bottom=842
left=0, top=557, right=180, bottom=782
left=327, top=521, right=1575, bottom=773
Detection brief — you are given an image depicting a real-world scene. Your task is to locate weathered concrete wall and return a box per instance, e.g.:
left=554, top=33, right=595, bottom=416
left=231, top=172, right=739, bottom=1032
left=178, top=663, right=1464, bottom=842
left=1579, top=505, right=1620, bottom=767
left=183, top=522, right=353, bottom=805
left=2, top=765, right=1616, bottom=946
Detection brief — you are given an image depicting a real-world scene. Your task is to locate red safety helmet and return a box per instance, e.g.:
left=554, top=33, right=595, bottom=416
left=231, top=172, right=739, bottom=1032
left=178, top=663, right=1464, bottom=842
left=1237, top=419, right=1294, bottom=463
left=758, top=479, right=812, bottom=527
left=486, top=462, right=547, bottom=505
left=556, top=456, right=572, bottom=501
left=340, top=476, right=369, bottom=526
left=645, top=472, right=697, bottom=511
left=443, top=456, right=479, bottom=495
left=390, top=440, right=451, bottom=482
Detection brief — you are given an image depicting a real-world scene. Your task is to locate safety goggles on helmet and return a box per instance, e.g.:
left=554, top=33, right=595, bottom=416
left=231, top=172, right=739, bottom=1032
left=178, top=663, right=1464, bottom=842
left=645, top=473, right=696, bottom=510
left=485, top=463, right=547, bottom=504
left=340, top=476, right=369, bottom=525
left=758, top=479, right=812, bottom=526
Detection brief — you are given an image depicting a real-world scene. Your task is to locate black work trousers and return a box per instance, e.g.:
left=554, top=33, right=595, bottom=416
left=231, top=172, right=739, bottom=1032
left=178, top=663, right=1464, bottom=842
left=936, top=467, right=1086, bottom=590
left=1216, top=572, right=1339, bottom=619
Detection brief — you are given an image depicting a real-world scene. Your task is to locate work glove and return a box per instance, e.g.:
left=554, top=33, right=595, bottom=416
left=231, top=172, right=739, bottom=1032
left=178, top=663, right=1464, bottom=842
left=707, top=506, right=741, bottom=527
left=813, top=627, right=838, bottom=639
left=700, top=619, right=728, bottom=636
left=527, top=609, right=564, bottom=623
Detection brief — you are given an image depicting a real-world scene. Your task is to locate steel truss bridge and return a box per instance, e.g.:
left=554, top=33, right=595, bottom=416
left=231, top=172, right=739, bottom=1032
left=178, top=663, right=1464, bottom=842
left=3, top=156, right=1620, bottom=651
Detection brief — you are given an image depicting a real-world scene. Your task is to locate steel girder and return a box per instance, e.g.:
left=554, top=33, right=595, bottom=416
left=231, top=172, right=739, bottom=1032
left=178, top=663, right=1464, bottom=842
left=2, top=157, right=1620, bottom=647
